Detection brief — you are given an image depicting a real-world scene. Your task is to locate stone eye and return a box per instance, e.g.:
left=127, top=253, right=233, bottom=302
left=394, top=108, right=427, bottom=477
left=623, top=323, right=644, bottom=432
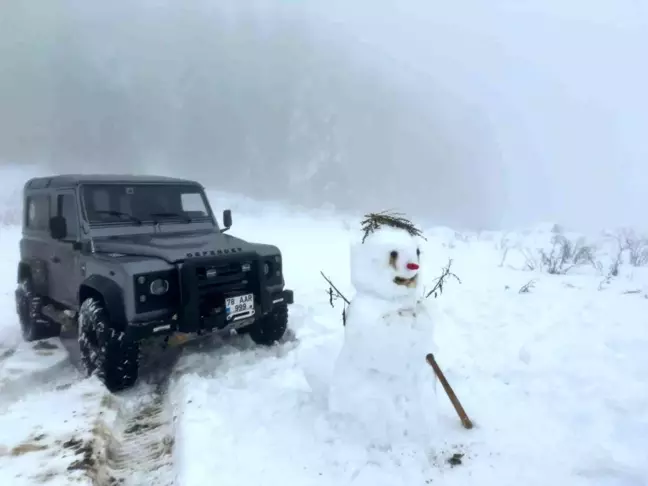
left=389, top=250, right=398, bottom=269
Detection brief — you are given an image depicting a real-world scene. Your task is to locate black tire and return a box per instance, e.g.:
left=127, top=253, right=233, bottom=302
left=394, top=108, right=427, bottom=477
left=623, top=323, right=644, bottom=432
left=15, top=279, right=61, bottom=342
left=78, top=297, right=139, bottom=392
left=246, top=304, right=289, bottom=346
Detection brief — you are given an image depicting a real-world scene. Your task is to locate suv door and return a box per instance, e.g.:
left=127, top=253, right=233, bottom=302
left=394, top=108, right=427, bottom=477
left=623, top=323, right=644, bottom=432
left=22, top=192, right=53, bottom=297
left=48, top=191, right=83, bottom=308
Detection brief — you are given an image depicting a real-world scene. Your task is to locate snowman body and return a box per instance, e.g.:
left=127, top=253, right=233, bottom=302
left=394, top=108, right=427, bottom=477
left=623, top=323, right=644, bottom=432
left=328, top=226, right=438, bottom=449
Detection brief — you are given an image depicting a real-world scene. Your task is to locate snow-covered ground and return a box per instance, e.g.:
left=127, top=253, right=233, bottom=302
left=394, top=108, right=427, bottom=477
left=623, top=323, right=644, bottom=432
left=1, top=191, right=647, bottom=485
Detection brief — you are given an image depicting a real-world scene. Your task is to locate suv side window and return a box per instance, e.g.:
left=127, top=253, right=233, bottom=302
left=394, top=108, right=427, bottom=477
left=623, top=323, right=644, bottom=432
left=56, top=193, right=79, bottom=240
left=25, top=194, right=50, bottom=231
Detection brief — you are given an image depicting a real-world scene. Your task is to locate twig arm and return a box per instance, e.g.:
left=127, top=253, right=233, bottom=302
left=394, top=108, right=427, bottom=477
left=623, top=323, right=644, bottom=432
left=424, top=259, right=462, bottom=299
left=320, top=271, right=350, bottom=305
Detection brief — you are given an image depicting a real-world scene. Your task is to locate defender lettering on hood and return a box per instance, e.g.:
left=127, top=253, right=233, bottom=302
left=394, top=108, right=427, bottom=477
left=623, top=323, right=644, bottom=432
left=92, top=231, right=252, bottom=263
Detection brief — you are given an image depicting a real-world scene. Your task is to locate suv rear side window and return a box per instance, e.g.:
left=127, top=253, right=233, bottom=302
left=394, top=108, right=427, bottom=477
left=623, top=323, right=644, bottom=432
left=56, top=193, right=78, bottom=239
left=25, top=194, right=50, bottom=231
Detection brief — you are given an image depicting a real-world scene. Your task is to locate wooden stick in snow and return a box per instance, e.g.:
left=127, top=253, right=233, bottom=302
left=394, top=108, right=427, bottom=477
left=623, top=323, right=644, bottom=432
left=426, top=353, right=473, bottom=430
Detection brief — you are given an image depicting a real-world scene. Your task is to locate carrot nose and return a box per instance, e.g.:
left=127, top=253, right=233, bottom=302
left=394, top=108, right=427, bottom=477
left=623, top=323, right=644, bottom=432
left=406, top=262, right=419, bottom=270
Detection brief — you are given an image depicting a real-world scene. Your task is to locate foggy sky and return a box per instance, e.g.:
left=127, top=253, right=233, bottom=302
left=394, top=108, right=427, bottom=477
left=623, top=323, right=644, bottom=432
left=1, top=1, right=646, bottom=231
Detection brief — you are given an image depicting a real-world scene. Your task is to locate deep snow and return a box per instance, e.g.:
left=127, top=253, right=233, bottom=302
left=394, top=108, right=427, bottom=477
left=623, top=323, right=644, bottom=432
left=0, top=192, right=647, bottom=485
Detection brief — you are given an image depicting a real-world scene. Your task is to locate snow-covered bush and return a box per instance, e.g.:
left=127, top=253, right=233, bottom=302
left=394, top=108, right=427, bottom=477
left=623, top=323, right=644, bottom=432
left=521, top=233, right=597, bottom=275
left=617, top=229, right=648, bottom=267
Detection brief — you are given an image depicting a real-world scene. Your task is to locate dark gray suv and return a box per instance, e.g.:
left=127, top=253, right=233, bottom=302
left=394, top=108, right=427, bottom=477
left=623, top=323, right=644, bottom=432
left=15, top=174, right=294, bottom=392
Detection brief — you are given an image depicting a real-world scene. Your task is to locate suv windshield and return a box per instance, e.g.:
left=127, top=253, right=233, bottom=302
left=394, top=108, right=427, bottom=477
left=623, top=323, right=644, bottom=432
left=81, top=183, right=213, bottom=225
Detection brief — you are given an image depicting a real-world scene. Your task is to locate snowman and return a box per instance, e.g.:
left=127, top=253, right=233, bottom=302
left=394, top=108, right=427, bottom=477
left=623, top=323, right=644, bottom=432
left=327, top=213, right=438, bottom=456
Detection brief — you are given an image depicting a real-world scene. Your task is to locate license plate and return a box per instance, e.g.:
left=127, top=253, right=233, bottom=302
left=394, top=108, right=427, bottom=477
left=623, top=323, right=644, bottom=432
left=225, top=293, right=255, bottom=320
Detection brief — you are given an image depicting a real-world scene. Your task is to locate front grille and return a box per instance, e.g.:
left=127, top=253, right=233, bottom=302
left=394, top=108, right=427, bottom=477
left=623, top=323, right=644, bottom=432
left=195, top=260, right=254, bottom=315
left=196, top=261, right=249, bottom=292
left=179, top=253, right=262, bottom=331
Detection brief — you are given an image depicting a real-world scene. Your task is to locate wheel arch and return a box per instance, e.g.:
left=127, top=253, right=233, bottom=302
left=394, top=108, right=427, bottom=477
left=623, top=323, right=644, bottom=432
left=17, top=259, right=49, bottom=295
left=17, top=261, right=31, bottom=283
left=78, top=275, right=127, bottom=328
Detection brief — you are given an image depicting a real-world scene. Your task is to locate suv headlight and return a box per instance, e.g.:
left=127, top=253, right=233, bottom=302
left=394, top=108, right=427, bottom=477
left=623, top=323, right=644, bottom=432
left=150, top=278, right=169, bottom=296
left=263, top=255, right=282, bottom=280
left=134, top=270, right=178, bottom=312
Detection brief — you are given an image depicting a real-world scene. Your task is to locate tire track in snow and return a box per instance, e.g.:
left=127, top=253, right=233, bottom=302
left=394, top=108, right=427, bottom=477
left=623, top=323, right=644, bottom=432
left=87, top=346, right=179, bottom=486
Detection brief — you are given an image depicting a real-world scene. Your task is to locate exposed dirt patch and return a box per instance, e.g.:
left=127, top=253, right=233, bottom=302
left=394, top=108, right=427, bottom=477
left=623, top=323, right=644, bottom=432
left=65, top=437, right=96, bottom=472
left=446, top=452, right=464, bottom=467
left=100, top=394, right=119, bottom=410
left=0, top=348, right=16, bottom=361
left=429, top=443, right=471, bottom=470
left=31, top=470, right=57, bottom=483
left=123, top=421, right=160, bottom=435
left=63, top=437, right=84, bottom=450
left=11, top=442, right=48, bottom=456
left=33, top=341, right=59, bottom=351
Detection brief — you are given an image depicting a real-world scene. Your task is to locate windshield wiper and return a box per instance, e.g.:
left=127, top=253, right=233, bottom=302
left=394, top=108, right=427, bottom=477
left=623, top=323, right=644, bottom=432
left=94, top=210, right=142, bottom=225
left=148, top=212, right=192, bottom=223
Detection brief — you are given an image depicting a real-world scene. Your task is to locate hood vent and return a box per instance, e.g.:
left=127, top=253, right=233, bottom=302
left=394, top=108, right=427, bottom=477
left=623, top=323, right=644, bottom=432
left=186, top=247, right=243, bottom=258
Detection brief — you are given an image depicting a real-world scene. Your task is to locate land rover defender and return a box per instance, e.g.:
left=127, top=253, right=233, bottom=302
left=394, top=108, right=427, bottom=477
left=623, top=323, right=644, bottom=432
left=15, top=174, right=294, bottom=392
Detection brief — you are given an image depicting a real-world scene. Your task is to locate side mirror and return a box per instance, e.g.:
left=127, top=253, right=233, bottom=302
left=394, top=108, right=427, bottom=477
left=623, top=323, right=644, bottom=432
left=222, top=209, right=232, bottom=232
left=49, top=216, right=67, bottom=240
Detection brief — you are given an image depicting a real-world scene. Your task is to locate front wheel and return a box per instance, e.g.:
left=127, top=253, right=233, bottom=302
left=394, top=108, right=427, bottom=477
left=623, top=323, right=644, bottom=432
left=244, top=304, right=289, bottom=345
left=78, top=297, right=139, bottom=392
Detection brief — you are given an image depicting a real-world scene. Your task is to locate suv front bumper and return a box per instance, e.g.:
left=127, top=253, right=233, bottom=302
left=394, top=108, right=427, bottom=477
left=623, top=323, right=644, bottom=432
left=126, top=287, right=294, bottom=341
left=272, top=288, right=294, bottom=306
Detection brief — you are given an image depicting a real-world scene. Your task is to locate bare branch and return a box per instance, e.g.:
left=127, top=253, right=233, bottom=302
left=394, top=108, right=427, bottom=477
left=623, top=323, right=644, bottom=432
left=598, top=274, right=612, bottom=291
left=424, top=259, right=462, bottom=299
left=320, top=271, right=350, bottom=305
left=518, top=280, right=536, bottom=293
left=320, top=271, right=350, bottom=326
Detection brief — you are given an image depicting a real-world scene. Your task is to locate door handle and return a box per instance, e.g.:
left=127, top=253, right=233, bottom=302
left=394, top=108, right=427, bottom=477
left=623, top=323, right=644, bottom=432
left=51, top=256, right=60, bottom=263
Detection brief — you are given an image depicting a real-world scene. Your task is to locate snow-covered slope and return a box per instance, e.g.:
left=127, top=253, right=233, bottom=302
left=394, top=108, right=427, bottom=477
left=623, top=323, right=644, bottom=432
left=1, top=193, right=647, bottom=485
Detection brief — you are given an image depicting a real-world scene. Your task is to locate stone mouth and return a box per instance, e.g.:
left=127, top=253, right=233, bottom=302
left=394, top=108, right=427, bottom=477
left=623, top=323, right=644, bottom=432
left=393, top=274, right=418, bottom=288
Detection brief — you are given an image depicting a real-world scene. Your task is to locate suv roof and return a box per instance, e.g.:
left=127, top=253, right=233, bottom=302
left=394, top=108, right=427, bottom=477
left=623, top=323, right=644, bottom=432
left=24, top=174, right=201, bottom=191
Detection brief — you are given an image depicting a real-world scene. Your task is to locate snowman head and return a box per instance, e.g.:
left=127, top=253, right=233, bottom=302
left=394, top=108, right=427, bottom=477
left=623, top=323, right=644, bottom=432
left=350, top=226, right=423, bottom=301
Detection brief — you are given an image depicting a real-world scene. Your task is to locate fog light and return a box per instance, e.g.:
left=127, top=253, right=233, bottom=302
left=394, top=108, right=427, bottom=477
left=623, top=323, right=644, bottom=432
left=150, top=278, right=169, bottom=296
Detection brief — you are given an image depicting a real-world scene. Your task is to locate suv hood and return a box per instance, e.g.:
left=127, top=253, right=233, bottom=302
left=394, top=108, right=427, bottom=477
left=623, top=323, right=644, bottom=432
left=93, top=231, right=256, bottom=263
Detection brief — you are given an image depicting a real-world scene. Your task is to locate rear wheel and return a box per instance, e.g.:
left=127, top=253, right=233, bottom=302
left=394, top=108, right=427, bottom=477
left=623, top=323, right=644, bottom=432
left=245, top=304, right=289, bottom=345
left=15, top=278, right=61, bottom=342
left=78, top=297, right=139, bottom=392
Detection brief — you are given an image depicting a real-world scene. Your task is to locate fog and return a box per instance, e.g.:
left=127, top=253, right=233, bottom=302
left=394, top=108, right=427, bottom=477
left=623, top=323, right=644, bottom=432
left=1, top=1, right=647, bottom=230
